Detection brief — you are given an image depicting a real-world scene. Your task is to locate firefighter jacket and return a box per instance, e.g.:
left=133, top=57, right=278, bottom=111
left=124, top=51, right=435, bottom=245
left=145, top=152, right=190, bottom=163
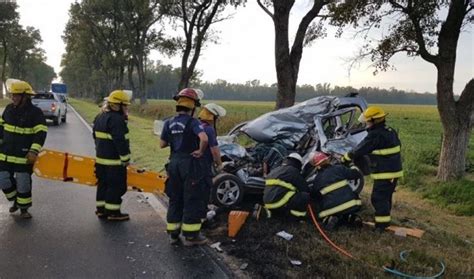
left=0, top=100, right=47, bottom=172
left=311, top=165, right=362, bottom=218
left=93, top=110, right=130, bottom=166
left=263, top=163, right=310, bottom=210
left=349, top=122, right=403, bottom=180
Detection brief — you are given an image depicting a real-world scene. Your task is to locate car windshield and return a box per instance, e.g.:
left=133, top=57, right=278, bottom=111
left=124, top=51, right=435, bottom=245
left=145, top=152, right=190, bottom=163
left=33, top=94, right=54, bottom=100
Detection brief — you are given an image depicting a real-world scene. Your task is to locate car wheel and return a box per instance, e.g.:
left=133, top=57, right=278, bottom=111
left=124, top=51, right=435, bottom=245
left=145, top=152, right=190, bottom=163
left=212, top=173, right=244, bottom=207
left=53, top=115, right=60, bottom=126
left=62, top=114, right=67, bottom=123
left=348, top=172, right=364, bottom=194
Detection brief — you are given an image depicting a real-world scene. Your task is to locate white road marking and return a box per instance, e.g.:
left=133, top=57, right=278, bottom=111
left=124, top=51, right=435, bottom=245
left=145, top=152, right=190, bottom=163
left=70, top=103, right=168, bottom=221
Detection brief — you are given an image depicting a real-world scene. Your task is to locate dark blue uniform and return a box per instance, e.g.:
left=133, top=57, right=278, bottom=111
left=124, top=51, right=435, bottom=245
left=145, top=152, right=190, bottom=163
left=311, top=165, right=362, bottom=220
left=162, top=114, right=207, bottom=238
left=263, top=161, right=310, bottom=218
left=348, top=122, right=403, bottom=229
left=0, top=100, right=47, bottom=209
left=93, top=110, right=131, bottom=216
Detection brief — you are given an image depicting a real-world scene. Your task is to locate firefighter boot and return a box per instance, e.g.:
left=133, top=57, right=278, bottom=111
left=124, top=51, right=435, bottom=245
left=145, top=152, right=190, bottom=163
left=95, top=207, right=107, bottom=219
left=181, top=233, right=208, bottom=247
left=19, top=209, right=32, bottom=219
left=107, top=212, right=130, bottom=221
left=9, top=203, right=19, bottom=213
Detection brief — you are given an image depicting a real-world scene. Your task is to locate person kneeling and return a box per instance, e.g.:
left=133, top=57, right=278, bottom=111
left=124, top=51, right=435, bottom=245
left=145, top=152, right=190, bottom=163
left=263, top=153, right=310, bottom=220
left=310, top=152, right=362, bottom=230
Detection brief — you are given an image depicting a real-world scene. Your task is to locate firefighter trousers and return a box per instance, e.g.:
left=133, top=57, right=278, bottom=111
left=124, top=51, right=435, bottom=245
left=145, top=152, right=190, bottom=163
left=95, top=164, right=127, bottom=215
left=0, top=171, right=32, bottom=209
left=371, top=178, right=398, bottom=228
left=267, top=192, right=310, bottom=219
left=165, top=153, right=207, bottom=238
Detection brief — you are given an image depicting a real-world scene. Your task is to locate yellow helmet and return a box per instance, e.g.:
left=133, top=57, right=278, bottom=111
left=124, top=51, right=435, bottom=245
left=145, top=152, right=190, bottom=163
left=106, top=90, right=131, bottom=105
left=359, top=106, right=387, bottom=122
left=6, top=79, right=35, bottom=95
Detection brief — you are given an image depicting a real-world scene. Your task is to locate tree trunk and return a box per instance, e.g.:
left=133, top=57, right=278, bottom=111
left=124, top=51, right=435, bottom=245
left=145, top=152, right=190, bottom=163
left=137, top=54, right=147, bottom=105
left=1, top=40, right=8, bottom=99
left=273, top=0, right=295, bottom=109
left=437, top=123, right=471, bottom=180
left=178, top=70, right=191, bottom=91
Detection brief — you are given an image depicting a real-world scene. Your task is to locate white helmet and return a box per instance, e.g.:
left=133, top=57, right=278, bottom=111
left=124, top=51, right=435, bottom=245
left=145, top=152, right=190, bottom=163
left=287, top=153, right=303, bottom=165
left=204, top=103, right=227, bottom=117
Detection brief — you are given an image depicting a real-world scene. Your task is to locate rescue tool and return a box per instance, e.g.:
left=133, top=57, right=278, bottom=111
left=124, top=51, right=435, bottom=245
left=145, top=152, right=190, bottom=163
left=33, top=149, right=166, bottom=193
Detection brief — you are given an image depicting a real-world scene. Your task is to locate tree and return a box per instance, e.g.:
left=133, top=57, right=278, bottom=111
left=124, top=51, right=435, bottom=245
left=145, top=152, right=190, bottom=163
left=330, top=0, right=474, bottom=180
left=117, top=0, right=166, bottom=104
left=165, top=0, right=242, bottom=91
left=257, top=0, right=329, bottom=109
left=0, top=2, right=19, bottom=98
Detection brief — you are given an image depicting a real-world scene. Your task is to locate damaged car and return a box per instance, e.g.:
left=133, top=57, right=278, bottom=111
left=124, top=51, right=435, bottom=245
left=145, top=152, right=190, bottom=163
left=212, top=94, right=371, bottom=207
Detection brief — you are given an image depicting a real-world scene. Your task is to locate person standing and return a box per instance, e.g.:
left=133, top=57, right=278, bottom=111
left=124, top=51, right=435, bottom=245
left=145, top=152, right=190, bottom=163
left=263, top=153, right=310, bottom=219
left=93, top=90, right=131, bottom=221
left=160, top=88, right=209, bottom=246
left=198, top=103, right=226, bottom=216
left=0, top=79, right=47, bottom=219
left=342, top=106, right=403, bottom=232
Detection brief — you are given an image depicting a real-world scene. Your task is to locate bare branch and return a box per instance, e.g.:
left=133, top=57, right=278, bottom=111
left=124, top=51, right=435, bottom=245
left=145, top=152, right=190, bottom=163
left=388, top=0, right=438, bottom=65
left=257, top=0, right=274, bottom=20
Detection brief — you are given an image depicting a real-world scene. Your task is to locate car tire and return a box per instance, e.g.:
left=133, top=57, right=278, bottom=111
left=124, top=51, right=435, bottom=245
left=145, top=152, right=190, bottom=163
left=62, top=114, right=67, bottom=123
left=53, top=115, right=60, bottom=126
left=211, top=173, right=244, bottom=207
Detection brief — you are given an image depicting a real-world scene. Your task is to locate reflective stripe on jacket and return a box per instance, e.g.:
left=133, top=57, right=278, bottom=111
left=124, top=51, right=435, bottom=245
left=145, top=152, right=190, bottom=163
left=93, top=111, right=130, bottom=166
left=351, top=123, right=403, bottom=180
left=312, top=165, right=361, bottom=218
left=263, top=164, right=309, bottom=209
left=0, top=101, right=47, bottom=171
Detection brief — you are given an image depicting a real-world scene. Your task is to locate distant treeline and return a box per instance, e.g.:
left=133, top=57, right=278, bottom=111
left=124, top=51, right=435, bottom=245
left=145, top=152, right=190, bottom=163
left=142, top=62, right=436, bottom=105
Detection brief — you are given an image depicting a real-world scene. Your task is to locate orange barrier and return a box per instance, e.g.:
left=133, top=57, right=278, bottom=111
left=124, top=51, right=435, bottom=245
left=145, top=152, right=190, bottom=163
left=33, top=149, right=166, bottom=194
left=228, top=210, right=249, bottom=237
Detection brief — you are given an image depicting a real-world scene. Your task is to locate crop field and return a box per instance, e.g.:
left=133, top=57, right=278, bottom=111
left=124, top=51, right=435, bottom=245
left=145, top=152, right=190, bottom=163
left=68, top=98, right=473, bottom=277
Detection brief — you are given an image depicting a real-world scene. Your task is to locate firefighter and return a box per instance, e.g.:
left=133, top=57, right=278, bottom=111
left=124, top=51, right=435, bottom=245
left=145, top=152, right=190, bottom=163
left=0, top=79, right=47, bottom=219
left=310, top=152, right=362, bottom=230
left=198, top=103, right=226, bottom=218
left=263, top=153, right=310, bottom=219
left=341, top=106, right=403, bottom=232
left=93, top=90, right=131, bottom=221
left=160, top=88, right=209, bottom=246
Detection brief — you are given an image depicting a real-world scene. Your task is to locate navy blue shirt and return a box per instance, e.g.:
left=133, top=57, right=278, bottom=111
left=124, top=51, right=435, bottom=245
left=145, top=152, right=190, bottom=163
left=161, top=114, right=204, bottom=153
left=201, top=121, right=218, bottom=165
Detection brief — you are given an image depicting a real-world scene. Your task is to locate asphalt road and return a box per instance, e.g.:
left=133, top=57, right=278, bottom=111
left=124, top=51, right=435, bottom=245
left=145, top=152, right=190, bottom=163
left=0, top=106, right=229, bottom=279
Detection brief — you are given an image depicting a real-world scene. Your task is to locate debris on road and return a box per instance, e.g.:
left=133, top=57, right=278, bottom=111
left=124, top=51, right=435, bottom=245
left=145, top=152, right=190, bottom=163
left=290, top=259, right=302, bottom=266
left=276, top=231, right=293, bottom=241
left=210, top=242, right=223, bottom=252
left=240, top=263, right=248, bottom=270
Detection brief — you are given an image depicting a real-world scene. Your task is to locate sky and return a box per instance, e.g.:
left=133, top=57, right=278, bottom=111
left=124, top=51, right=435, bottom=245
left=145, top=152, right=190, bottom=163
left=16, top=0, right=474, bottom=94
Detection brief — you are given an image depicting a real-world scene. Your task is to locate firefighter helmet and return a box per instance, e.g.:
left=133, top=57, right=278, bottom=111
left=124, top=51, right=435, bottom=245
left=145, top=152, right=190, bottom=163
left=287, top=153, right=303, bottom=165
left=173, top=88, right=202, bottom=107
left=311, top=152, right=330, bottom=167
left=106, top=90, right=131, bottom=105
left=358, top=106, right=387, bottom=123
left=198, top=103, right=227, bottom=121
left=6, top=79, right=35, bottom=95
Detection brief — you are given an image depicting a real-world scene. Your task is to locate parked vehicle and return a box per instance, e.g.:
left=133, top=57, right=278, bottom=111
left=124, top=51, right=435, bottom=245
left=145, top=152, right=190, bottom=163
left=212, top=94, right=370, bottom=207
left=31, top=92, right=67, bottom=125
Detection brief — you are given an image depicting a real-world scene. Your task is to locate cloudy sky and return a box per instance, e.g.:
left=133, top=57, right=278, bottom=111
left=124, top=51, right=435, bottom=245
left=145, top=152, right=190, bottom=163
left=16, top=0, right=474, bottom=94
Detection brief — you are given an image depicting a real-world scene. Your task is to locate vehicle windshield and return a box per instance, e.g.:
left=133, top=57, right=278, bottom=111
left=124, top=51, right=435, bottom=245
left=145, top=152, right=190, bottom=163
left=321, top=107, right=365, bottom=141
left=33, top=94, right=54, bottom=100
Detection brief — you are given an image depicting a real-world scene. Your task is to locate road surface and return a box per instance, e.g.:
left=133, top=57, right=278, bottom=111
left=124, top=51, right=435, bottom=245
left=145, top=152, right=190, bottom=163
left=0, top=106, right=229, bottom=278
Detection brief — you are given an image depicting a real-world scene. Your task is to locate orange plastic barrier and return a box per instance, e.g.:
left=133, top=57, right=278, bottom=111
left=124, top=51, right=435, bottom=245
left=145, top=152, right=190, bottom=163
left=33, top=149, right=166, bottom=194
left=228, top=210, right=249, bottom=237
